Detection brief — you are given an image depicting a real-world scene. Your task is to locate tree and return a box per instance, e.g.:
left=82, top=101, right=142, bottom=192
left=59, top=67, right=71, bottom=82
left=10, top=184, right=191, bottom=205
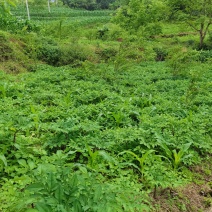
left=168, top=0, right=212, bottom=49
left=112, top=0, right=168, bottom=33
left=96, top=0, right=115, bottom=9
left=0, top=0, right=16, bottom=16
left=61, top=0, right=116, bottom=10
left=61, top=0, right=97, bottom=10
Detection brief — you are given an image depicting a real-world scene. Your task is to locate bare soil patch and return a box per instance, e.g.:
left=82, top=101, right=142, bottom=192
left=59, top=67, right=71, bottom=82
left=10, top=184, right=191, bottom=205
left=152, top=157, right=212, bottom=212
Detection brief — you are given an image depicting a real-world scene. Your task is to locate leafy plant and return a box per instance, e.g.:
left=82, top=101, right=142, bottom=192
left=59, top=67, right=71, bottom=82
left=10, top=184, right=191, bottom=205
left=0, top=83, right=7, bottom=98
left=13, top=164, right=143, bottom=212
left=86, top=144, right=117, bottom=172
left=119, top=150, right=155, bottom=179
left=156, top=134, right=193, bottom=170
left=0, top=10, right=212, bottom=210
left=0, top=154, right=7, bottom=168
left=110, top=111, right=125, bottom=127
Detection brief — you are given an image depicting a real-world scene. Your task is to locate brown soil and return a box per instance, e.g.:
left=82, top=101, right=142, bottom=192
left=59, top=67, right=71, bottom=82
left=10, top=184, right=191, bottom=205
left=151, top=32, right=198, bottom=39
left=152, top=157, right=212, bottom=212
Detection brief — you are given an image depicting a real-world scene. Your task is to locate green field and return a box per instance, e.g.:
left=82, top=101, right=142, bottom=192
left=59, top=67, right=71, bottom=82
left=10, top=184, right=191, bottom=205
left=12, top=5, right=112, bottom=23
left=0, top=3, right=212, bottom=212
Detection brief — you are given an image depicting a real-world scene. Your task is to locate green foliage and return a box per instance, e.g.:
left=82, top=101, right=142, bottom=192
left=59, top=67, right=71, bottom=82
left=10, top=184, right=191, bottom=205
left=96, top=46, right=118, bottom=62
left=119, top=150, right=155, bottom=178
left=153, top=47, right=168, bottom=61
left=198, top=50, right=212, bottom=63
left=143, top=23, right=163, bottom=37
left=167, top=0, right=212, bottom=49
left=113, top=0, right=168, bottom=33
left=0, top=15, right=39, bottom=33
left=12, top=162, right=148, bottom=212
left=61, top=0, right=115, bottom=10
left=58, top=43, right=90, bottom=66
left=86, top=144, right=116, bottom=170
left=156, top=134, right=192, bottom=170
left=0, top=4, right=212, bottom=211
left=0, top=0, right=16, bottom=16
left=0, top=154, right=7, bottom=165
left=167, top=47, right=200, bottom=77
left=0, top=60, right=211, bottom=210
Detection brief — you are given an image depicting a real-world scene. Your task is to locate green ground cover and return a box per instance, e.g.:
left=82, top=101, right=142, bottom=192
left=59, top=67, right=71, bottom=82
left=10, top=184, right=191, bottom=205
left=0, top=4, right=212, bottom=212
left=12, top=5, right=112, bottom=21
left=0, top=60, right=212, bottom=211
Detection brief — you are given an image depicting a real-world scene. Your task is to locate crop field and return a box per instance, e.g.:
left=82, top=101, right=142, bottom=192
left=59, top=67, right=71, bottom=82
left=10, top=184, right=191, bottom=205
left=0, top=60, right=212, bottom=211
left=1, top=2, right=212, bottom=212
left=12, top=5, right=112, bottom=23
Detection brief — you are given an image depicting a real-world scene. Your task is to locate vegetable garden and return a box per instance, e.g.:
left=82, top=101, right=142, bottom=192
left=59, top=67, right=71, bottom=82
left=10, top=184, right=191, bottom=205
left=0, top=1, right=212, bottom=211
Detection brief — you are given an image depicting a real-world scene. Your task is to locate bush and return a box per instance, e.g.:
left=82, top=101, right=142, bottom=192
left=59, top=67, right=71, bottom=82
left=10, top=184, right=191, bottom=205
left=0, top=15, right=39, bottom=33
left=96, top=46, right=118, bottom=62
left=59, top=43, right=90, bottom=66
left=95, top=24, right=127, bottom=41
left=37, top=39, right=61, bottom=66
left=144, top=23, right=163, bottom=38
left=0, top=31, right=13, bottom=62
left=36, top=37, right=92, bottom=66
left=153, top=47, right=168, bottom=61
left=167, top=47, right=200, bottom=76
left=96, top=25, right=109, bottom=40
left=0, top=30, right=34, bottom=73
left=198, top=50, right=212, bottom=63
left=202, top=33, right=212, bottom=50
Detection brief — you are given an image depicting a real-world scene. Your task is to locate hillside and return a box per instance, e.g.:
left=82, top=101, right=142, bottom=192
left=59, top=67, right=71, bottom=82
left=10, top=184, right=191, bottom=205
left=0, top=3, right=212, bottom=212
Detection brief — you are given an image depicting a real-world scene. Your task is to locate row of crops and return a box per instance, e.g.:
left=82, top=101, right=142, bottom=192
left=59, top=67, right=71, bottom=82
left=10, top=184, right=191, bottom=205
left=12, top=5, right=112, bottom=21
left=0, top=60, right=211, bottom=211
left=1, top=3, right=212, bottom=211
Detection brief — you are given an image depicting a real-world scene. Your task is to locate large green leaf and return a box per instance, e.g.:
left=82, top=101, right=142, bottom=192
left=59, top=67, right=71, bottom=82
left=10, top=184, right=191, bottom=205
left=140, top=150, right=155, bottom=165
left=35, top=202, right=51, bottom=212
left=47, top=172, right=58, bottom=192
left=69, top=174, right=78, bottom=188
left=0, top=154, right=7, bottom=166
left=178, top=142, right=192, bottom=158
left=12, top=197, right=37, bottom=212
left=18, top=159, right=27, bottom=167
left=73, top=200, right=82, bottom=212
left=94, top=185, right=102, bottom=202
left=158, top=142, right=173, bottom=161
left=55, top=183, right=64, bottom=204
left=27, top=183, right=45, bottom=192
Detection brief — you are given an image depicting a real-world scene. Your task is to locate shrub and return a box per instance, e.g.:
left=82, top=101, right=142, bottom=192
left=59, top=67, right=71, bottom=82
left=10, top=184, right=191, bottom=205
left=96, top=25, right=109, bottom=40
left=96, top=46, right=118, bottom=62
left=0, top=31, right=13, bottom=62
left=0, top=15, right=39, bottom=33
left=0, top=30, right=34, bottom=72
left=36, top=37, right=92, bottom=66
left=167, top=47, right=200, bottom=76
left=153, top=47, right=168, bottom=61
left=144, top=23, right=162, bottom=38
left=198, top=50, right=212, bottom=63
left=59, top=43, right=90, bottom=66
left=37, top=40, right=61, bottom=66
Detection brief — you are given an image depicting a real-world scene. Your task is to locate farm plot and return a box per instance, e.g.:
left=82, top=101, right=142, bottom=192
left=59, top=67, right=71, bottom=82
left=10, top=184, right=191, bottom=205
left=0, top=61, right=211, bottom=211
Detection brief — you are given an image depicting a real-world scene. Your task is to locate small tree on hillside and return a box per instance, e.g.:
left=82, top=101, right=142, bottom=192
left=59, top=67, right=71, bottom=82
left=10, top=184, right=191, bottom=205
left=112, top=0, right=168, bottom=36
left=0, top=0, right=16, bottom=16
left=96, top=0, right=115, bottom=9
left=168, top=0, right=212, bottom=49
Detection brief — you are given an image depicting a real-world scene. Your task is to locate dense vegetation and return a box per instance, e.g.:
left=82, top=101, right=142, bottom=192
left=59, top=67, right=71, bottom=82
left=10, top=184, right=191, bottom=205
left=61, top=0, right=116, bottom=10
left=0, top=0, right=212, bottom=211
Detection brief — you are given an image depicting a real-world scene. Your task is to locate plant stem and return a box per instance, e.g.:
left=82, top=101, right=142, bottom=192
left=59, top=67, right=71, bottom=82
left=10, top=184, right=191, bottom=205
left=153, top=185, right=157, bottom=199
